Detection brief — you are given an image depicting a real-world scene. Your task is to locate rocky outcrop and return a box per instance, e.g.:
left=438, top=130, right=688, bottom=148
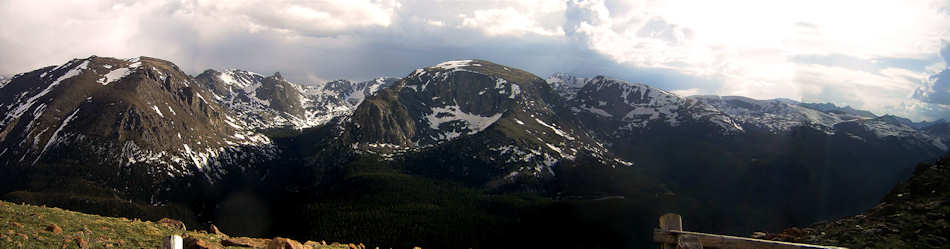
left=767, top=157, right=950, bottom=249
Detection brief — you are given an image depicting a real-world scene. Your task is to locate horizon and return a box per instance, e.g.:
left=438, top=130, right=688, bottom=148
left=2, top=0, right=949, bottom=121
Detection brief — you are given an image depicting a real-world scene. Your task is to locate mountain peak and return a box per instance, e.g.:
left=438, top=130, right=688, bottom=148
left=0, top=55, right=275, bottom=175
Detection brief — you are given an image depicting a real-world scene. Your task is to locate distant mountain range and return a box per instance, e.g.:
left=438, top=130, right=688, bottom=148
left=1, top=56, right=946, bottom=247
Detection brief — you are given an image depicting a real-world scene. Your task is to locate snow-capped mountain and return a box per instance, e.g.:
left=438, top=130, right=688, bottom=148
left=0, top=56, right=275, bottom=180
left=690, top=95, right=853, bottom=133
left=834, top=115, right=948, bottom=152
left=689, top=95, right=946, bottom=151
left=195, top=69, right=396, bottom=130
left=344, top=60, right=626, bottom=180
left=303, top=77, right=398, bottom=127
left=547, top=74, right=743, bottom=138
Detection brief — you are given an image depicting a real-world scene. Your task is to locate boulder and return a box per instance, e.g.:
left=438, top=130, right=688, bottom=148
left=304, top=241, right=321, bottom=248
left=265, top=237, right=306, bottom=249
left=157, top=218, right=187, bottom=231
left=46, top=223, right=63, bottom=234
left=209, top=224, right=226, bottom=237
left=76, top=237, right=89, bottom=249
left=222, top=237, right=269, bottom=248
left=184, top=236, right=223, bottom=249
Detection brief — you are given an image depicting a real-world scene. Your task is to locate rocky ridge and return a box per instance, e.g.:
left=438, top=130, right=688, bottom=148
left=0, top=56, right=275, bottom=180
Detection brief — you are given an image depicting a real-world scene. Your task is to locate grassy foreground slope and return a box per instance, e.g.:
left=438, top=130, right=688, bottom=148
left=0, top=200, right=351, bottom=249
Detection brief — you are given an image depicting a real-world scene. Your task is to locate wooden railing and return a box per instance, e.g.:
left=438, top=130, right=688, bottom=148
left=653, top=213, right=848, bottom=249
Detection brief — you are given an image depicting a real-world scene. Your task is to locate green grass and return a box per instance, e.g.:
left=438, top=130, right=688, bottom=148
left=0, top=200, right=350, bottom=249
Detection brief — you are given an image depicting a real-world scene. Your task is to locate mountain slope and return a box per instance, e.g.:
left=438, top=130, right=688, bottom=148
left=195, top=70, right=311, bottom=129
left=770, top=157, right=950, bottom=249
left=341, top=60, right=625, bottom=187
left=690, top=95, right=946, bottom=152
left=0, top=56, right=275, bottom=179
left=548, top=74, right=743, bottom=138
left=548, top=73, right=948, bottom=234
left=195, top=70, right=396, bottom=130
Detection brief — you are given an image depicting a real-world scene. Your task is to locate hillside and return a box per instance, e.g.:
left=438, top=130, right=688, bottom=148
left=0, top=200, right=355, bottom=249
left=768, top=157, right=950, bottom=248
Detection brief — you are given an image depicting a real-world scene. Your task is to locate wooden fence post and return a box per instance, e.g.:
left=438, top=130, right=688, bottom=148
left=659, top=213, right=682, bottom=249
left=659, top=213, right=703, bottom=249
left=162, top=235, right=182, bottom=249
left=654, top=212, right=847, bottom=249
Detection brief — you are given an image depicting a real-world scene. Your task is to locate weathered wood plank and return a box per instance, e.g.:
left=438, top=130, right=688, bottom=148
left=659, top=213, right=683, bottom=249
left=654, top=229, right=847, bottom=249
left=676, top=235, right=703, bottom=249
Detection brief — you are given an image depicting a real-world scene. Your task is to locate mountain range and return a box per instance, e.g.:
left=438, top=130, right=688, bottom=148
left=1, top=55, right=946, bottom=248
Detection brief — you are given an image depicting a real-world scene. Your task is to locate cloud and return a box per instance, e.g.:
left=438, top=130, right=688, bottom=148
left=2, top=0, right=950, bottom=121
left=914, top=69, right=950, bottom=104
left=913, top=43, right=950, bottom=106
left=460, top=7, right=565, bottom=37
left=670, top=88, right=704, bottom=97
left=943, top=41, right=950, bottom=64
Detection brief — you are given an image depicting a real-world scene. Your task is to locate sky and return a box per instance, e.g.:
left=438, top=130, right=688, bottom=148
left=2, top=0, right=950, bottom=121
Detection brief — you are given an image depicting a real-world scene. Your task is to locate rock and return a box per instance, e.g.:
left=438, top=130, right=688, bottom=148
left=157, top=218, right=187, bottom=231
left=751, top=232, right=767, bottom=239
left=46, top=223, right=63, bottom=234
left=222, top=237, right=269, bottom=248
left=209, top=224, right=226, bottom=236
left=9, top=221, right=21, bottom=229
left=304, top=241, right=321, bottom=248
left=75, top=237, right=88, bottom=249
left=184, top=236, right=223, bottom=249
left=348, top=243, right=358, bottom=249
left=782, top=227, right=804, bottom=237
left=15, top=233, right=28, bottom=240
left=75, top=238, right=89, bottom=249
left=266, top=237, right=306, bottom=249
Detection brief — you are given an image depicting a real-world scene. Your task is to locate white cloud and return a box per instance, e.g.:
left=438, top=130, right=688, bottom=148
left=569, top=0, right=950, bottom=120
left=460, top=7, right=565, bottom=37
left=670, top=88, right=703, bottom=97
left=3, top=0, right=950, bottom=121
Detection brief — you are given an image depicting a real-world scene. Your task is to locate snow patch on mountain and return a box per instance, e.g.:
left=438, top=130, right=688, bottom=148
left=98, top=66, right=134, bottom=85
left=426, top=105, right=503, bottom=140
left=691, top=95, right=855, bottom=133
left=2, top=60, right=88, bottom=129
left=435, top=60, right=481, bottom=71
